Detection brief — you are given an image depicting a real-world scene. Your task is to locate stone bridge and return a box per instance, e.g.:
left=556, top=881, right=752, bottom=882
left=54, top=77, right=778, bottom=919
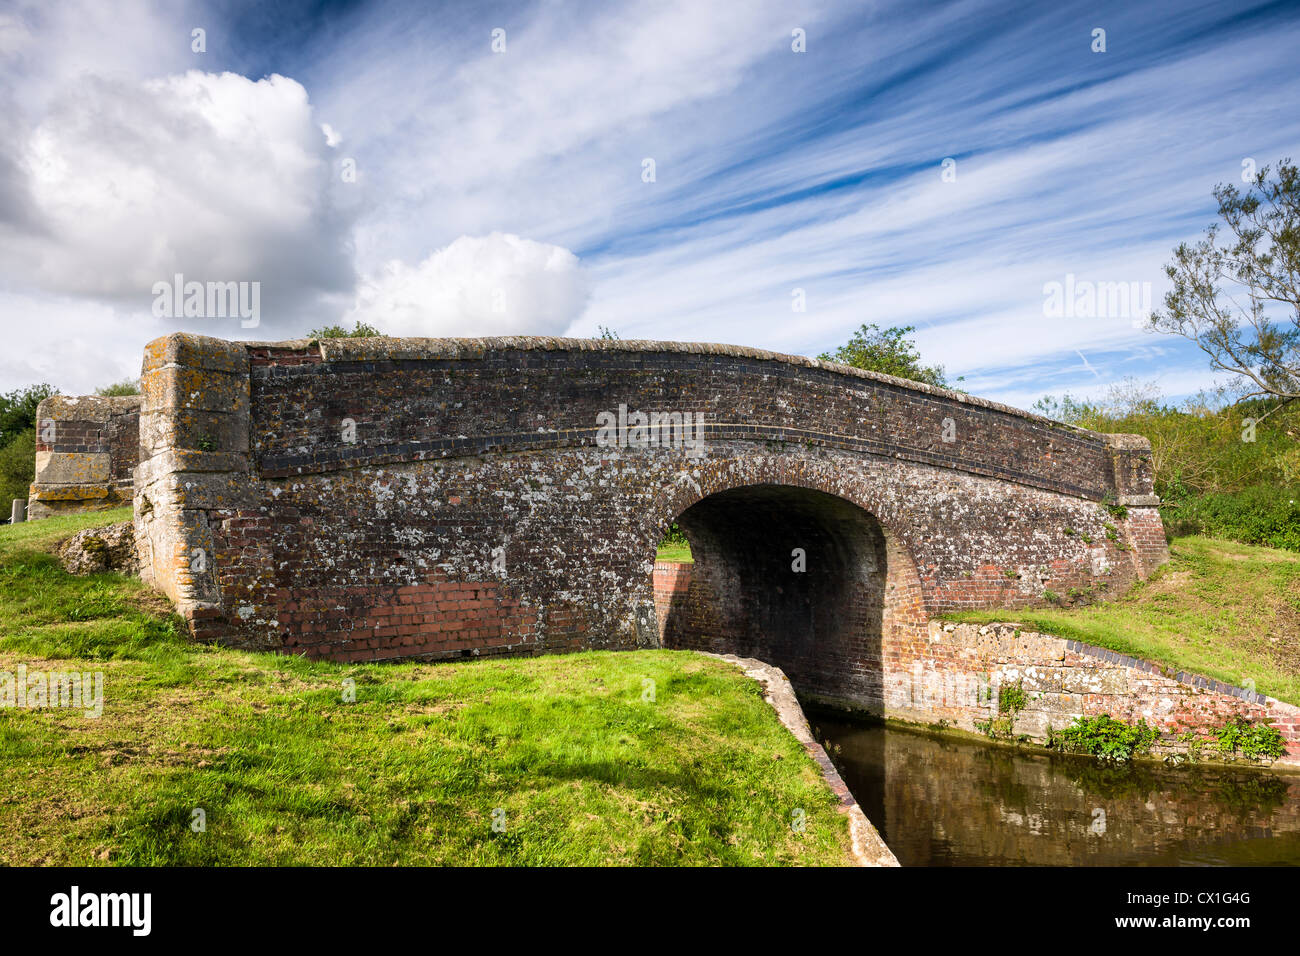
left=133, top=333, right=1168, bottom=713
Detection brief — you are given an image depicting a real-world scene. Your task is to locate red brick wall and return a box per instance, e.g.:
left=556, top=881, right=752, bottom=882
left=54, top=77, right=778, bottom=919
left=653, top=560, right=691, bottom=632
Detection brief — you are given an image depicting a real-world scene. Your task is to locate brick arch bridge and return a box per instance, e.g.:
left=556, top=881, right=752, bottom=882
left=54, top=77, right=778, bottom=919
left=133, top=334, right=1167, bottom=712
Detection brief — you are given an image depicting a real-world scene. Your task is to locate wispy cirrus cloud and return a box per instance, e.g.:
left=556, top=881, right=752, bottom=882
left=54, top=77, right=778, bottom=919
left=0, top=0, right=1297, bottom=409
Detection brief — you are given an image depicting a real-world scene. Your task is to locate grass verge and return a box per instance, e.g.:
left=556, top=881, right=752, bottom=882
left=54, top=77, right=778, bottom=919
left=655, top=541, right=693, bottom=563
left=0, top=509, right=851, bottom=866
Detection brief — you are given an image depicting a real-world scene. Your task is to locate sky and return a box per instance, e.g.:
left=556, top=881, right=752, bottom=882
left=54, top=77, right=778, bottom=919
left=1, top=0, right=1298, bottom=411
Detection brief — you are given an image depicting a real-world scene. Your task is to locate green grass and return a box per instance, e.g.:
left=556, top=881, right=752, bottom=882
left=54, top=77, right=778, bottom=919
left=0, top=505, right=133, bottom=548
left=0, top=510, right=851, bottom=866
left=943, top=535, right=1300, bottom=706
left=655, top=540, right=693, bottom=563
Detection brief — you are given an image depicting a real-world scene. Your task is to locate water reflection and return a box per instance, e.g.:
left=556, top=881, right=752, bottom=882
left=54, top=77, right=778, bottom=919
left=812, top=711, right=1300, bottom=866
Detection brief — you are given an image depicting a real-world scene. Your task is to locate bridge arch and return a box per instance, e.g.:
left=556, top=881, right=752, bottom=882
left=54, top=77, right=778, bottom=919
left=645, top=457, right=930, bottom=710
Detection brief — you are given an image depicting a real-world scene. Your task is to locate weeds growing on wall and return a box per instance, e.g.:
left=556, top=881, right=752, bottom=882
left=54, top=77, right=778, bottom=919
left=975, top=679, right=1028, bottom=741
left=1046, top=714, right=1157, bottom=762
left=1210, top=718, right=1287, bottom=762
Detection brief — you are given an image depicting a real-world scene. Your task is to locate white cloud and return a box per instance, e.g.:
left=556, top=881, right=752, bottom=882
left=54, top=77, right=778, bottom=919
left=345, top=232, right=590, bottom=337
left=2, top=69, right=354, bottom=320
left=0, top=288, right=156, bottom=395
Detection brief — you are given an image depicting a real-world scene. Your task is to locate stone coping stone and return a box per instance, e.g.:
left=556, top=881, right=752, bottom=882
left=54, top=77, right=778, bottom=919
left=28, top=484, right=111, bottom=502
left=37, top=394, right=141, bottom=421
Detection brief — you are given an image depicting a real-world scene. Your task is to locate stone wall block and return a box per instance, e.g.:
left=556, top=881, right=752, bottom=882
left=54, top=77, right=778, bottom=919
left=134, top=333, right=251, bottom=620
left=27, top=394, right=142, bottom=519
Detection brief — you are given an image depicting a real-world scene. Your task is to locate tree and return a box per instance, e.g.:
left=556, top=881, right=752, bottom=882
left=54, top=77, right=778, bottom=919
left=307, top=321, right=384, bottom=339
left=0, top=429, right=35, bottom=508
left=817, top=323, right=949, bottom=387
left=95, top=379, right=140, bottom=396
left=0, top=384, right=57, bottom=449
left=1151, top=159, right=1300, bottom=413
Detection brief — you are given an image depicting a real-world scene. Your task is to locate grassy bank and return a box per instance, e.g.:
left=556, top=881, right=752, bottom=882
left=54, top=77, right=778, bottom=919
left=655, top=541, right=692, bottom=563
left=944, top=536, right=1300, bottom=706
left=0, top=511, right=852, bottom=866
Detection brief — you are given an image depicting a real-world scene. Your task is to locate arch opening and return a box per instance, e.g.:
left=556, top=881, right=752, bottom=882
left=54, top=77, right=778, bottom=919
left=657, top=484, right=888, bottom=709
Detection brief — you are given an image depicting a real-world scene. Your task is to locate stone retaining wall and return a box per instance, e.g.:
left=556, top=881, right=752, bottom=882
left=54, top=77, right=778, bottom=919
left=880, top=621, right=1300, bottom=767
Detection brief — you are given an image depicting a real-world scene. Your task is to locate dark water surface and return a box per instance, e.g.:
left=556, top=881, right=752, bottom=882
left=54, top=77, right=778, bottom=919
left=812, top=713, right=1300, bottom=866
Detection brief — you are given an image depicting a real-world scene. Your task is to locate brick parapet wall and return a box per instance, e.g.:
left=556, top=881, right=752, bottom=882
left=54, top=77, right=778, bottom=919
left=243, top=337, right=1152, bottom=507
left=28, top=395, right=141, bottom=519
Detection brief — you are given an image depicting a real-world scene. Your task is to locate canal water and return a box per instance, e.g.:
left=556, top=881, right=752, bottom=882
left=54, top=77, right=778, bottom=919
left=812, top=712, right=1300, bottom=866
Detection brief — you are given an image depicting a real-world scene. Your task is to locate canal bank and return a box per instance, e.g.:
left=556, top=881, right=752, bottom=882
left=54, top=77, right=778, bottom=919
left=807, top=621, right=1300, bottom=771
left=710, top=654, right=899, bottom=866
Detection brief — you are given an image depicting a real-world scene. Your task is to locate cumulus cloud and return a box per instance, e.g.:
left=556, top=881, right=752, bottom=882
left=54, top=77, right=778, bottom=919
left=1, top=69, right=355, bottom=323
left=346, top=232, right=590, bottom=338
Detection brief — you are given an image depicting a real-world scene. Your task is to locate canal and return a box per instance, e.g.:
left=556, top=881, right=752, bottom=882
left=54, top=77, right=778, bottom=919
left=812, top=712, right=1300, bottom=866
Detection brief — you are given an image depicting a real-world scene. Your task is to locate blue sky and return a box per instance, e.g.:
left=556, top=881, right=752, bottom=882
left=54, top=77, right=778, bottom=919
left=1, top=0, right=1298, bottom=410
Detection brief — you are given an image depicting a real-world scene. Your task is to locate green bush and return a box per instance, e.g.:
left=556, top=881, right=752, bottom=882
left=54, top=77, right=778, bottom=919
left=0, top=428, right=35, bottom=512
left=94, top=379, right=140, bottom=396
left=1161, top=484, right=1300, bottom=551
left=1047, top=714, right=1157, bottom=762
left=662, top=522, right=689, bottom=546
left=1035, top=381, right=1300, bottom=553
left=307, top=321, right=383, bottom=339
left=1211, top=718, right=1287, bottom=762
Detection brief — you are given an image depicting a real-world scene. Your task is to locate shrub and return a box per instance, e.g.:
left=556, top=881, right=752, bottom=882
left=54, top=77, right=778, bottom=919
left=307, top=321, right=384, bottom=339
left=1161, top=484, right=1300, bottom=551
left=1211, top=718, right=1287, bottom=762
left=1047, top=714, right=1157, bottom=762
left=0, top=428, right=35, bottom=512
left=94, top=379, right=140, bottom=396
